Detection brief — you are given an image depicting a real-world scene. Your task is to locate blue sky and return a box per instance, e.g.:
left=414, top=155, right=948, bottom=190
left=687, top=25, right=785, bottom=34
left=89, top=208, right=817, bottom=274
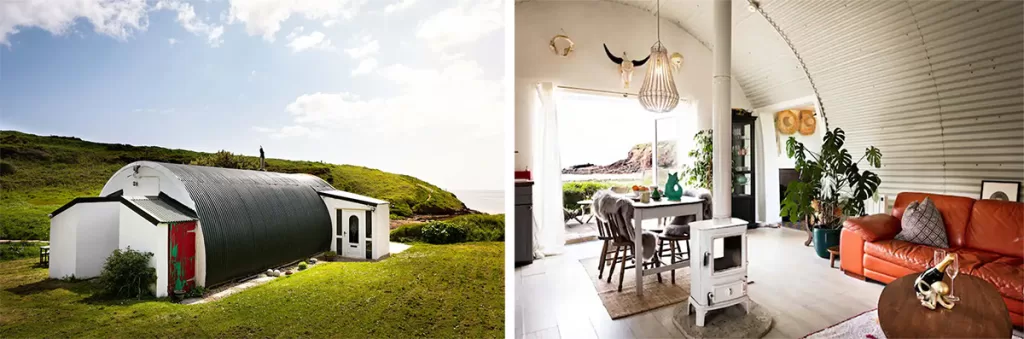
left=0, top=0, right=504, bottom=190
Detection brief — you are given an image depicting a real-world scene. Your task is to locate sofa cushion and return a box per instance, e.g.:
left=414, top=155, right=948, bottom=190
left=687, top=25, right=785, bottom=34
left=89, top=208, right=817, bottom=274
left=973, top=260, right=1024, bottom=302
left=965, top=199, right=1024, bottom=258
left=893, top=192, right=975, bottom=247
left=952, top=248, right=1004, bottom=273
left=895, top=198, right=949, bottom=248
left=864, top=239, right=938, bottom=272
left=863, top=240, right=998, bottom=276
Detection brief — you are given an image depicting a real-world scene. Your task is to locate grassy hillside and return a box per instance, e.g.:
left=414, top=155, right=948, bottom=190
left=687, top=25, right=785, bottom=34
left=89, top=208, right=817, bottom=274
left=0, top=131, right=469, bottom=240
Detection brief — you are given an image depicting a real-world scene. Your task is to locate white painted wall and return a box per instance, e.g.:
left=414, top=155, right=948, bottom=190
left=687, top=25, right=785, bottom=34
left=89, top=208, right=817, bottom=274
left=754, top=97, right=823, bottom=224
left=774, top=119, right=824, bottom=169
left=48, top=209, right=77, bottom=279
left=194, top=221, right=206, bottom=287
left=323, top=197, right=370, bottom=254
left=101, top=162, right=203, bottom=287
left=756, top=115, right=781, bottom=224
left=73, top=202, right=120, bottom=278
left=514, top=0, right=753, bottom=171
left=373, top=204, right=390, bottom=260
left=119, top=204, right=169, bottom=297
left=48, top=202, right=120, bottom=279
left=101, top=163, right=192, bottom=210
left=321, top=197, right=390, bottom=260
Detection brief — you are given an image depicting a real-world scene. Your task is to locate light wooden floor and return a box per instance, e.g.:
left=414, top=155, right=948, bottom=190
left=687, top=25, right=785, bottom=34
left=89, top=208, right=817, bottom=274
left=514, top=227, right=886, bottom=339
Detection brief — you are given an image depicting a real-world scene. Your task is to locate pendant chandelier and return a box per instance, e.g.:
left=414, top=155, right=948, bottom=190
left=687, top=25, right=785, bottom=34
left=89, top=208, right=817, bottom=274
left=638, top=0, right=680, bottom=113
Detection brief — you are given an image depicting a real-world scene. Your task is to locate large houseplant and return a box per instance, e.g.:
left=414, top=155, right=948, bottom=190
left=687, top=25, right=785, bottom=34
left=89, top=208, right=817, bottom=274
left=780, top=128, right=882, bottom=258
left=681, top=129, right=713, bottom=190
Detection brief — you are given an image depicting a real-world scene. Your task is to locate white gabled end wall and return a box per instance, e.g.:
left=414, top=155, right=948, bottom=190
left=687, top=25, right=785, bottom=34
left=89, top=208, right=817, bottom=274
left=48, top=202, right=120, bottom=280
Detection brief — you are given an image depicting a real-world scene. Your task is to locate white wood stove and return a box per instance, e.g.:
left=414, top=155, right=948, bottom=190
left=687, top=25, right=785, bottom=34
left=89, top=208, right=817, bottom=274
left=684, top=217, right=750, bottom=326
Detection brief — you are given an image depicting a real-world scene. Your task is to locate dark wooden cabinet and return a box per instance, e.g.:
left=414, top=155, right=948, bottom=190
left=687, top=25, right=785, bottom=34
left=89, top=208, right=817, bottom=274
left=514, top=180, right=534, bottom=266
left=732, top=114, right=758, bottom=228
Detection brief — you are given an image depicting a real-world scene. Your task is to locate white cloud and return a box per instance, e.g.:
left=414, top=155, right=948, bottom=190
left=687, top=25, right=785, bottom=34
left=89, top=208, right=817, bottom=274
left=416, top=0, right=502, bottom=51
left=285, top=26, right=304, bottom=40
left=259, top=59, right=504, bottom=189
left=252, top=125, right=324, bottom=139
left=322, top=20, right=338, bottom=28
left=272, top=59, right=501, bottom=137
left=343, top=34, right=379, bottom=59
left=0, top=0, right=149, bottom=45
left=168, top=38, right=179, bottom=45
left=384, top=0, right=418, bottom=13
left=155, top=1, right=225, bottom=47
left=227, top=0, right=365, bottom=42
left=286, top=30, right=333, bottom=52
left=350, top=58, right=378, bottom=75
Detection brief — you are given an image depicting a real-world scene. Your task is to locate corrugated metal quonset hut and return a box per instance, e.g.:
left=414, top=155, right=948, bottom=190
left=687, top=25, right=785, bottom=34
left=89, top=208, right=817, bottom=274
left=48, top=161, right=390, bottom=297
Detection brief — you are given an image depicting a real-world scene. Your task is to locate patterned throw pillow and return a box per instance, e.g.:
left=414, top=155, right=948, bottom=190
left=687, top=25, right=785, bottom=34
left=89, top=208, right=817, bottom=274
left=895, top=198, right=949, bottom=248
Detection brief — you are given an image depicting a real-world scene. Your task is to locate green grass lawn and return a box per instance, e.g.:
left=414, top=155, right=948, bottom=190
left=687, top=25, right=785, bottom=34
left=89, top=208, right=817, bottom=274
left=0, top=243, right=504, bottom=338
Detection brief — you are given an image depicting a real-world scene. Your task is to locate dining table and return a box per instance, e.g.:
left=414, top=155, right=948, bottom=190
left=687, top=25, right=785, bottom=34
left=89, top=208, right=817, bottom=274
left=630, top=196, right=705, bottom=297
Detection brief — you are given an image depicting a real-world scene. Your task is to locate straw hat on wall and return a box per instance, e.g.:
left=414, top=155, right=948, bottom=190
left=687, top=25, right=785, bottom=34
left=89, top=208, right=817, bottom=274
left=776, top=110, right=798, bottom=135
left=799, top=110, right=817, bottom=135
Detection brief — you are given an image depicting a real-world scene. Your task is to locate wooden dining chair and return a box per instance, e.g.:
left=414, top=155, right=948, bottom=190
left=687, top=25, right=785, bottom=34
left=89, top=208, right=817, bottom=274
left=657, top=217, right=692, bottom=284
left=595, top=217, right=615, bottom=279
left=605, top=212, right=663, bottom=292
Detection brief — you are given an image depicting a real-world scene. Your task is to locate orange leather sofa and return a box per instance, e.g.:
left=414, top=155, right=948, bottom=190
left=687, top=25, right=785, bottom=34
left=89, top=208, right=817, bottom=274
left=840, top=192, right=1023, bottom=327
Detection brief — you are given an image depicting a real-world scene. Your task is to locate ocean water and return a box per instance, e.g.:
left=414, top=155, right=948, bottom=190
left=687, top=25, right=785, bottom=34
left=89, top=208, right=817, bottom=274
left=450, top=190, right=505, bottom=215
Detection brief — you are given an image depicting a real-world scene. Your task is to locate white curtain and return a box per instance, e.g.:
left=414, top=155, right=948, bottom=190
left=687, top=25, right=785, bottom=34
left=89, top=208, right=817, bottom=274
left=675, top=101, right=698, bottom=179
left=532, top=82, right=565, bottom=257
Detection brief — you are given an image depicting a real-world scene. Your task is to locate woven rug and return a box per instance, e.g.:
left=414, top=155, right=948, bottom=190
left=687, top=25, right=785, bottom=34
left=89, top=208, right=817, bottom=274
left=579, top=256, right=689, bottom=319
left=804, top=309, right=1022, bottom=339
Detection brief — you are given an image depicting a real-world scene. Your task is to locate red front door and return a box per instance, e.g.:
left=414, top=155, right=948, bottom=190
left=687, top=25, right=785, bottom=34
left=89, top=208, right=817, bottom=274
left=168, top=221, right=197, bottom=295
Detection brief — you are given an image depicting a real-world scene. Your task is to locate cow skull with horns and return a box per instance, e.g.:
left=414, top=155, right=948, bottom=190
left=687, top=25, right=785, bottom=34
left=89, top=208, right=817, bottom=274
left=603, top=44, right=650, bottom=89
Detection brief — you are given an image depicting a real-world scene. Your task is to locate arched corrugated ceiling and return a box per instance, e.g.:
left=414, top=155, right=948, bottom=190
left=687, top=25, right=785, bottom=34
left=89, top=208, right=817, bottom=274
left=519, top=0, right=1024, bottom=199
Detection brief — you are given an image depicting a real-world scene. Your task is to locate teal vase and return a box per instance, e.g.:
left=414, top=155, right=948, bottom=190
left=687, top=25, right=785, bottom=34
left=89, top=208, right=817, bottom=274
left=664, top=173, right=683, bottom=201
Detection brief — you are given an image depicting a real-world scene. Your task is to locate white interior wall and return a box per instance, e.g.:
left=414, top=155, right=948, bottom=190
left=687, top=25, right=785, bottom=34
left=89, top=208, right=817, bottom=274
left=757, top=115, right=781, bottom=224
left=514, top=0, right=753, bottom=171
left=48, top=209, right=77, bottom=279
left=119, top=205, right=169, bottom=297
left=73, top=202, right=120, bottom=279
left=754, top=96, right=826, bottom=224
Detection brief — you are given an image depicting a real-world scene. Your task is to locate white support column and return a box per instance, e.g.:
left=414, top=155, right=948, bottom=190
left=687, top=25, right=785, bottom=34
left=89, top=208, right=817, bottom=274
left=652, top=120, right=659, bottom=186
left=712, top=0, right=733, bottom=220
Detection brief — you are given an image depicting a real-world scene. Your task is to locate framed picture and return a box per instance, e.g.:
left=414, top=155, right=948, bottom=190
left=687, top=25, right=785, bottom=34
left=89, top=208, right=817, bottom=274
left=980, top=180, right=1021, bottom=202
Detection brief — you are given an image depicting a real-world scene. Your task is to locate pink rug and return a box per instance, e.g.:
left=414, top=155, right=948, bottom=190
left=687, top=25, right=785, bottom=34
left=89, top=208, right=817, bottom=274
left=804, top=309, right=1023, bottom=339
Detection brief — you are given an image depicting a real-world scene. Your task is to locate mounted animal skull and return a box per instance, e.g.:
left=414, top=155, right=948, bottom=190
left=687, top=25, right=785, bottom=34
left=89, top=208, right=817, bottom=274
left=603, top=44, right=650, bottom=89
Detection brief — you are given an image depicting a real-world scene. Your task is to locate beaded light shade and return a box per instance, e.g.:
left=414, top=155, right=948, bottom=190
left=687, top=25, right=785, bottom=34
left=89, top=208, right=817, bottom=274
left=638, top=0, right=679, bottom=113
left=638, top=42, right=679, bottom=113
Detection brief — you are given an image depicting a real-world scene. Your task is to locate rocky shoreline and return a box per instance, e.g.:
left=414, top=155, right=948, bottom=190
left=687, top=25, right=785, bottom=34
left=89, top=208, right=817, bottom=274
left=562, top=141, right=678, bottom=175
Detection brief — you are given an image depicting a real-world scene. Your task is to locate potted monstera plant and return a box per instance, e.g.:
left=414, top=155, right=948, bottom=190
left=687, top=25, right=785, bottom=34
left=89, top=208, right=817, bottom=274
left=781, top=128, right=883, bottom=259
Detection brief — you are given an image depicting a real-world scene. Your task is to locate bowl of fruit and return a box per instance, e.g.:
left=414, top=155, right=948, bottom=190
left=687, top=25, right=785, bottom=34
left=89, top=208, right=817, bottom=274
left=632, top=185, right=651, bottom=203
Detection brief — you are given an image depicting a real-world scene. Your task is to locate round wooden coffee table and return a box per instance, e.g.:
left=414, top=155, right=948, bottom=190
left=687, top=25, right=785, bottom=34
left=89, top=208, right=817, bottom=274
left=878, top=273, right=1011, bottom=338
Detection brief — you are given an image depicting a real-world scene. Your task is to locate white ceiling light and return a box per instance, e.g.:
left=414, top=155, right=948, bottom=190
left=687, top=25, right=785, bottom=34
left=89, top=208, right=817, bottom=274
left=638, top=0, right=679, bottom=113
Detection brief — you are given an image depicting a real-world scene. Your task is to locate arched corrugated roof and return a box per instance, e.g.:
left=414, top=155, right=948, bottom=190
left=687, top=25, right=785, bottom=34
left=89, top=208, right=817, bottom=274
left=156, top=163, right=334, bottom=286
